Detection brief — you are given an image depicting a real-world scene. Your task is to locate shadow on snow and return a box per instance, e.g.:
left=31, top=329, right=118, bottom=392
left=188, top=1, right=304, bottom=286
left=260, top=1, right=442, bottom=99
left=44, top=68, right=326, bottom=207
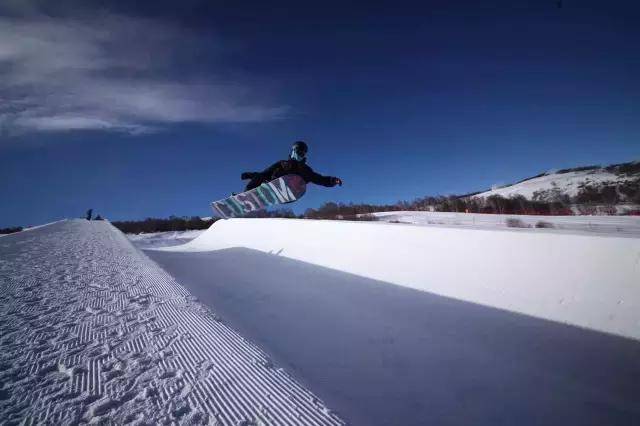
left=147, top=247, right=640, bottom=426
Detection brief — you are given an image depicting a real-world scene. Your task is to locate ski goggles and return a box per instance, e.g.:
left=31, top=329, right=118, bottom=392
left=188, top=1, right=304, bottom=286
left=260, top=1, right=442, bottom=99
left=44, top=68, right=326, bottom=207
left=291, top=148, right=307, bottom=161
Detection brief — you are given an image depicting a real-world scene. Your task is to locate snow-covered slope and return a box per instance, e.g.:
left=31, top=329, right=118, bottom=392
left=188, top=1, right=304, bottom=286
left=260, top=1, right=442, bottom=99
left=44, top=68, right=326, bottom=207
left=0, top=220, right=343, bottom=425
left=370, top=211, right=640, bottom=236
left=160, top=218, right=640, bottom=340
left=472, top=163, right=640, bottom=202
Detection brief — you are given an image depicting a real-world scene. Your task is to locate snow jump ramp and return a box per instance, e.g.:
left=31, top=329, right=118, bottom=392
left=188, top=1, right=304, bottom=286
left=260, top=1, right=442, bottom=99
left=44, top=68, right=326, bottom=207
left=160, top=218, right=640, bottom=341
left=150, top=218, right=640, bottom=425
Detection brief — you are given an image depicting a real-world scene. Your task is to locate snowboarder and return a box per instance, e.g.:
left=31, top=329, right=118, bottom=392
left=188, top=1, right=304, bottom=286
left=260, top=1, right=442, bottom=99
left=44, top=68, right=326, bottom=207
left=241, top=141, right=342, bottom=191
left=86, top=209, right=93, bottom=221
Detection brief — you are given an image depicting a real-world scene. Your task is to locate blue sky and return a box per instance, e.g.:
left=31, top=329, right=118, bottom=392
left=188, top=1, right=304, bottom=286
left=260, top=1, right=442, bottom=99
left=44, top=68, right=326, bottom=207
left=1, top=0, right=638, bottom=227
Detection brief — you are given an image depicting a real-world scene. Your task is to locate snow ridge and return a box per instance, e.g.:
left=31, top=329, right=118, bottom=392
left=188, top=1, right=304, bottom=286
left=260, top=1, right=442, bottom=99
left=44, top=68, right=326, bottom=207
left=0, top=220, right=344, bottom=425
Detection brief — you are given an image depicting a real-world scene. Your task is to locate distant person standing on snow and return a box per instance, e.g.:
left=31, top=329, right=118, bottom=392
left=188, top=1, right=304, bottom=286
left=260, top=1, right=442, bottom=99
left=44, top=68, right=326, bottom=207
left=86, top=209, right=93, bottom=221
left=241, top=141, right=342, bottom=191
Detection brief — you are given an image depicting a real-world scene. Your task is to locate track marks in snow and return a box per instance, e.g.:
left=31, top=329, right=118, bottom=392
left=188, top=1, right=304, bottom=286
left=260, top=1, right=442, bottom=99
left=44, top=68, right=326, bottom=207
left=0, top=220, right=344, bottom=425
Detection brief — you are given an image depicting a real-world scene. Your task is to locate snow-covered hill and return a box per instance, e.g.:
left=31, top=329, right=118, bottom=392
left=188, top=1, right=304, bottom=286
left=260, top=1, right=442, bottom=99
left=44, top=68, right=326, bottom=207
left=472, top=162, right=640, bottom=204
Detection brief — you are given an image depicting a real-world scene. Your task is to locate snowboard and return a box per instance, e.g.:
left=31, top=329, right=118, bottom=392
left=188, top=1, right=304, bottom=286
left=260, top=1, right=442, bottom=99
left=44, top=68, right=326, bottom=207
left=211, top=174, right=307, bottom=219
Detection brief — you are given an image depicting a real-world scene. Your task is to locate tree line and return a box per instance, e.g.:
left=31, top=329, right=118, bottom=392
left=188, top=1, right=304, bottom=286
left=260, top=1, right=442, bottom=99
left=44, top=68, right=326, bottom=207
left=305, top=181, right=640, bottom=220
left=0, top=226, right=23, bottom=235
left=304, top=195, right=574, bottom=220
left=111, top=208, right=300, bottom=234
left=112, top=216, right=217, bottom=234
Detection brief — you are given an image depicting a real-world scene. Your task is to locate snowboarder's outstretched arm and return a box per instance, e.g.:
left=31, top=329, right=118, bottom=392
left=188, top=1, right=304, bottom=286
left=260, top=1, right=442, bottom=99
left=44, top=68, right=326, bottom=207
left=241, top=161, right=281, bottom=181
left=302, top=165, right=342, bottom=187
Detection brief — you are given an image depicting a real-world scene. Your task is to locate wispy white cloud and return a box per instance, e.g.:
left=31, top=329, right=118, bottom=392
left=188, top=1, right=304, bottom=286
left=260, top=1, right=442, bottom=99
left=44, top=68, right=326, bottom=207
left=0, top=13, right=288, bottom=135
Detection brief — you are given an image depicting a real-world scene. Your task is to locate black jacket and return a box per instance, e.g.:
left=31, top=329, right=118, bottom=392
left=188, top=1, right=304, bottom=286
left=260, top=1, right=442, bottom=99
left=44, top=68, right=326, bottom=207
left=243, top=159, right=337, bottom=190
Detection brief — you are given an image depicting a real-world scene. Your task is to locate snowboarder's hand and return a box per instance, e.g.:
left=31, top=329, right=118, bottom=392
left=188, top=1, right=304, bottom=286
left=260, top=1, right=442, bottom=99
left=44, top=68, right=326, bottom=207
left=333, top=177, right=343, bottom=187
left=241, top=172, right=252, bottom=180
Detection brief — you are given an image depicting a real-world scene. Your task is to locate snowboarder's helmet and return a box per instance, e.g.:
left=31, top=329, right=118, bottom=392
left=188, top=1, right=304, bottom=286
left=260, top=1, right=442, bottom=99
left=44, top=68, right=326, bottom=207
left=290, top=141, right=308, bottom=161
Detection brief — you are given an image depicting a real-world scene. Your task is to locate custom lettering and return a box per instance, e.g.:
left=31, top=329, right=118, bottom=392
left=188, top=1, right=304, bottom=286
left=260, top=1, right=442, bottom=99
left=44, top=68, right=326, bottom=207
left=212, top=201, right=234, bottom=218
left=227, top=197, right=244, bottom=215
left=248, top=191, right=264, bottom=208
left=268, top=178, right=295, bottom=202
left=236, top=193, right=256, bottom=211
left=258, top=185, right=278, bottom=204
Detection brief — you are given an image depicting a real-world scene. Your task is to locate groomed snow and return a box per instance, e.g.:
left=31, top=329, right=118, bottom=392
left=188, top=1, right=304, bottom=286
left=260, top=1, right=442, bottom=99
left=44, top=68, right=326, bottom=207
left=0, top=220, right=344, bottom=425
left=160, top=218, right=640, bottom=340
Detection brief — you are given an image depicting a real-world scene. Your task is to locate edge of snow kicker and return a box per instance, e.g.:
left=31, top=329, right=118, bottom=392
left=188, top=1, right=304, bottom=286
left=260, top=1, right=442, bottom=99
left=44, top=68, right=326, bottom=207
left=161, top=218, right=640, bottom=341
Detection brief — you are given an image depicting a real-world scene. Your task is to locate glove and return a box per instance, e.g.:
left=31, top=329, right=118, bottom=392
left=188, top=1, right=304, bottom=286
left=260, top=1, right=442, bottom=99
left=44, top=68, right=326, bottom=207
left=332, top=177, right=343, bottom=187
left=241, top=172, right=253, bottom=180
